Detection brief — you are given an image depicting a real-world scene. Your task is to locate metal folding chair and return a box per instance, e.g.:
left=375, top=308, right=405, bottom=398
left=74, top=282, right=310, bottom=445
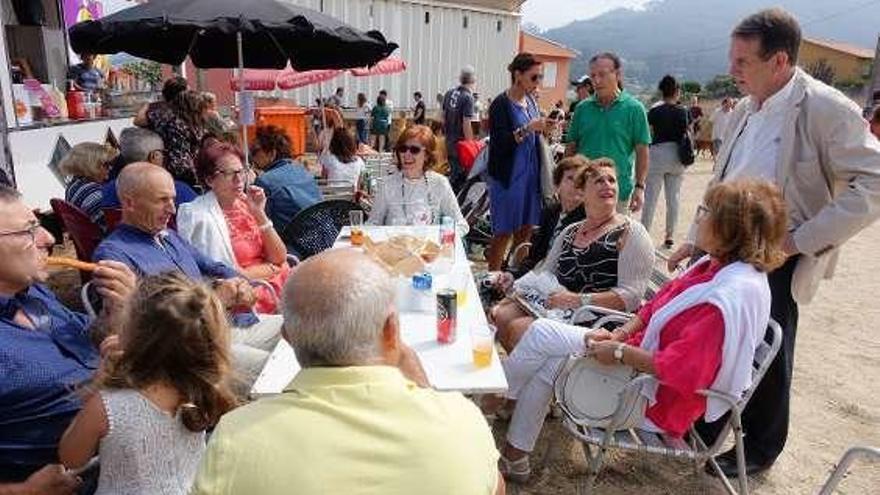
left=818, top=445, right=880, bottom=494
left=554, top=318, right=784, bottom=495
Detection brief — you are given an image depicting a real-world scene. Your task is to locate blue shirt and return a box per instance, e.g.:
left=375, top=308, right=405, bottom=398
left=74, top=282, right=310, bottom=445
left=101, top=178, right=198, bottom=210
left=254, top=159, right=321, bottom=230
left=0, top=285, right=95, bottom=480
left=92, top=224, right=257, bottom=326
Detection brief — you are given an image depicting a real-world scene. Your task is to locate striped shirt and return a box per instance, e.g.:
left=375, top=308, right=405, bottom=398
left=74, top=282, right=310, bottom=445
left=65, top=177, right=104, bottom=227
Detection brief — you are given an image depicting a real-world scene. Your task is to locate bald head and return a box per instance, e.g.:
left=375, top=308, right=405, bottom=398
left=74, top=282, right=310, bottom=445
left=118, top=162, right=177, bottom=234
left=282, top=249, right=396, bottom=367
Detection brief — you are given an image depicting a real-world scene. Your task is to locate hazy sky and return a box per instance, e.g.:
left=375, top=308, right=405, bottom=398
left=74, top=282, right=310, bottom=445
left=521, top=0, right=653, bottom=30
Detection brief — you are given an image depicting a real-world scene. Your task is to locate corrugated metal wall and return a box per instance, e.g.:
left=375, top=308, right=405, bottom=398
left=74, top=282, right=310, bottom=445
left=267, top=0, right=520, bottom=110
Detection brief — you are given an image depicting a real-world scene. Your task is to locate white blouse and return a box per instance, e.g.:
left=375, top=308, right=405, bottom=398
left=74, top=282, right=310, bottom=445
left=320, top=152, right=364, bottom=188
left=367, top=170, right=469, bottom=236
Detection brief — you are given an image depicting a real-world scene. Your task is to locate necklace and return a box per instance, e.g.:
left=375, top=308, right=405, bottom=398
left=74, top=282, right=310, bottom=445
left=577, top=213, right=617, bottom=240
left=400, top=174, right=431, bottom=220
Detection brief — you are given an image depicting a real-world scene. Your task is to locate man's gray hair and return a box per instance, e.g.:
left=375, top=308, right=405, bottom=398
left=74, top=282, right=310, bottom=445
left=119, top=127, right=164, bottom=164
left=282, top=250, right=396, bottom=367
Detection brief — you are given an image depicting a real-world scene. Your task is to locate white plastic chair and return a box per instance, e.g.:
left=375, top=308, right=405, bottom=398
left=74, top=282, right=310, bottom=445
left=554, top=317, right=784, bottom=495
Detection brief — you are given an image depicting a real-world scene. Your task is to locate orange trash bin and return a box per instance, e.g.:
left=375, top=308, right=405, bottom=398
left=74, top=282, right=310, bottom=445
left=246, top=106, right=308, bottom=156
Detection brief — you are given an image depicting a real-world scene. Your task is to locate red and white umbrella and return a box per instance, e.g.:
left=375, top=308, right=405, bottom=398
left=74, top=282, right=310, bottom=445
left=276, top=68, right=342, bottom=90
left=350, top=56, right=406, bottom=77
left=230, top=56, right=406, bottom=91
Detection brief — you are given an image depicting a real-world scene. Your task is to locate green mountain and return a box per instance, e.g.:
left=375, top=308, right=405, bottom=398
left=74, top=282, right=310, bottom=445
left=540, top=0, right=880, bottom=89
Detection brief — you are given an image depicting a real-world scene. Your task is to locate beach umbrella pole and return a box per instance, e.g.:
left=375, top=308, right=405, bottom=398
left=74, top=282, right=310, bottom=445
left=237, top=30, right=250, bottom=169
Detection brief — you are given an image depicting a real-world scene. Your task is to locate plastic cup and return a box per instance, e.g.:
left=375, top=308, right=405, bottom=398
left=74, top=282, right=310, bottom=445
left=470, top=324, right=495, bottom=368
left=349, top=210, right=364, bottom=246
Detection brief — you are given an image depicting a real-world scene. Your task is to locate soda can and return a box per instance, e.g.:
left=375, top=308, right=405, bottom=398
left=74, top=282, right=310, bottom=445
left=436, top=289, right=457, bottom=344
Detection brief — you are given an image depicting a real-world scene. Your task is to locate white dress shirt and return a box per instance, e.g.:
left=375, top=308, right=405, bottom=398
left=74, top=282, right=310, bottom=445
left=722, top=74, right=797, bottom=183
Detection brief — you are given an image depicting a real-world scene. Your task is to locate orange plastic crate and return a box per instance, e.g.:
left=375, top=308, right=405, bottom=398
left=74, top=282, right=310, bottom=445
left=246, top=106, right=308, bottom=156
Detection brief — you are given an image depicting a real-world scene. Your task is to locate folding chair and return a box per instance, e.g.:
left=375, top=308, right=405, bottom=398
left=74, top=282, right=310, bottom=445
left=281, top=199, right=364, bottom=259
left=818, top=445, right=880, bottom=495
left=50, top=199, right=103, bottom=283
left=555, top=318, right=784, bottom=495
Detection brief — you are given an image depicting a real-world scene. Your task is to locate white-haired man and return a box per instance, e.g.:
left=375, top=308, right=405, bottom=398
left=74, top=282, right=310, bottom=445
left=101, top=127, right=197, bottom=210
left=191, top=249, right=504, bottom=495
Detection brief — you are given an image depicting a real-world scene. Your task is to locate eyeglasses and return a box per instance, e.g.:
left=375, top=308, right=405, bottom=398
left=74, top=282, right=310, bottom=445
left=0, top=222, right=42, bottom=246
left=530, top=73, right=544, bottom=82
left=214, top=168, right=248, bottom=180
left=396, top=145, right=424, bottom=155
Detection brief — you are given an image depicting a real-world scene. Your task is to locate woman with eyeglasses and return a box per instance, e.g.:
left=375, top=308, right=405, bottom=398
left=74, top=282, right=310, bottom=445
left=60, top=142, right=118, bottom=228
left=177, top=138, right=290, bottom=314
left=367, top=125, right=468, bottom=235
left=494, top=179, right=787, bottom=482
left=486, top=52, right=549, bottom=271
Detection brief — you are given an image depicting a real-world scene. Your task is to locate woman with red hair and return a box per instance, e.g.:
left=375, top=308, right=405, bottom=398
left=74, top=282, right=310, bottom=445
left=177, top=138, right=290, bottom=313
left=367, top=125, right=468, bottom=235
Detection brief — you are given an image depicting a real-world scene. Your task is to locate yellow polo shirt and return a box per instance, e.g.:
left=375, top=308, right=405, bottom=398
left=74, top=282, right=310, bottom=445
left=191, top=366, right=499, bottom=495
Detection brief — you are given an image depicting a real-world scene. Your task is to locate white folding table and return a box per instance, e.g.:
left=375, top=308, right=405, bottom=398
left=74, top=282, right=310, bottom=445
left=250, top=225, right=508, bottom=397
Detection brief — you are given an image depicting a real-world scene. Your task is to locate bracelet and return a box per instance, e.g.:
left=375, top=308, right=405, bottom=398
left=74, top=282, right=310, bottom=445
left=579, top=293, right=592, bottom=307
left=634, top=183, right=646, bottom=190
left=258, top=219, right=273, bottom=231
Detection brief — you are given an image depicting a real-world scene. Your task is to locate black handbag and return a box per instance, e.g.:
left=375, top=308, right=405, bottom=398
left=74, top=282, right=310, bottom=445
left=678, top=131, right=696, bottom=166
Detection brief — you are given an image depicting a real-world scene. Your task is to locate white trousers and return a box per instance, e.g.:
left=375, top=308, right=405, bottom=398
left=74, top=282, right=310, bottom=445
left=504, top=318, right=590, bottom=452
left=230, top=314, right=283, bottom=393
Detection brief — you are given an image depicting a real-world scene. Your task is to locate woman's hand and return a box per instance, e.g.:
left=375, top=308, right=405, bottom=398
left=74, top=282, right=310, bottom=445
left=243, top=185, right=268, bottom=218
left=547, top=290, right=582, bottom=309
left=527, top=118, right=548, bottom=133
left=587, top=340, right=621, bottom=366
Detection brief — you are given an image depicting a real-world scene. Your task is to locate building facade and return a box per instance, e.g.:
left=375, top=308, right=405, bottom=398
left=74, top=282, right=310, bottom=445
left=799, top=37, right=874, bottom=86
left=203, top=0, right=525, bottom=112
left=518, top=31, right=577, bottom=111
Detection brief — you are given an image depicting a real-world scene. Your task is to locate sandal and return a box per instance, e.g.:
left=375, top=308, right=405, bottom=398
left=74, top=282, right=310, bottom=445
left=499, top=454, right=531, bottom=483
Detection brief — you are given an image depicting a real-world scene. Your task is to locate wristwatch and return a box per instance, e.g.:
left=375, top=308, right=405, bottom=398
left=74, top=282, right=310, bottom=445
left=613, top=343, right=626, bottom=364
left=579, top=293, right=593, bottom=307
left=634, top=183, right=646, bottom=191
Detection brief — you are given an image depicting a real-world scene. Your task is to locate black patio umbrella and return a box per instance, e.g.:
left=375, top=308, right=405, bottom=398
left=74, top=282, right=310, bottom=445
left=69, top=0, right=398, bottom=164
left=68, top=0, right=398, bottom=70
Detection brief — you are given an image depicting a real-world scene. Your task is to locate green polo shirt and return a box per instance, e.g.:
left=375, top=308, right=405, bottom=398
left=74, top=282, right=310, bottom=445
left=565, top=91, right=651, bottom=201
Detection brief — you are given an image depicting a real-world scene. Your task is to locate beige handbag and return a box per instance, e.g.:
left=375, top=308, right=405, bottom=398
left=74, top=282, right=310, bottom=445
left=554, top=356, right=647, bottom=431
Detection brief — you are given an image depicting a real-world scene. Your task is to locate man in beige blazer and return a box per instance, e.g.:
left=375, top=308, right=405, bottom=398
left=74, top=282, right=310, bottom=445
left=669, top=8, right=880, bottom=477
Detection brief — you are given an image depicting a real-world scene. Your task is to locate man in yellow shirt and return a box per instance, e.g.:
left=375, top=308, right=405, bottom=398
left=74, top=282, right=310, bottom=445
left=191, top=249, right=504, bottom=495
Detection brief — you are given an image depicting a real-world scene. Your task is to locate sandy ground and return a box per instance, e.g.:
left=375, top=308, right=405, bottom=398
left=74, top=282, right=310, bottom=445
left=44, top=155, right=878, bottom=494
left=490, top=156, right=880, bottom=494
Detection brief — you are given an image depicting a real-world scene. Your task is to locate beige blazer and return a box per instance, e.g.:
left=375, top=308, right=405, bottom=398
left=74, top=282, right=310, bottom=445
left=709, top=68, right=880, bottom=303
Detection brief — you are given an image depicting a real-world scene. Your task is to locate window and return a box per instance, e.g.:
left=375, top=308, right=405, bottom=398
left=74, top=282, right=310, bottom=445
left=463, top=16, right=468, bottom=29
left=497, top=20, right=502, bottom=32
left=425, top=12, right=430, bottom=24
left=542, top=62, right=557, bottom=88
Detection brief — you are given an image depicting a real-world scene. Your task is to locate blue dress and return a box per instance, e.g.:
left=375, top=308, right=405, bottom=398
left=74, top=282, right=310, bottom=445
left=489, top=96, right=543, bottom=235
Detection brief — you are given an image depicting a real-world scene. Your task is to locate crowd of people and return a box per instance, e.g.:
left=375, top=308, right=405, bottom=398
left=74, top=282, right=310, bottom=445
left=2, top=6, right=880, bottom=495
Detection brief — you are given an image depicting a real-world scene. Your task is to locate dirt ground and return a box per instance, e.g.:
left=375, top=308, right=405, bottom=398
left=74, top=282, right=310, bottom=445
left=490, top=156, right=880, bottom=494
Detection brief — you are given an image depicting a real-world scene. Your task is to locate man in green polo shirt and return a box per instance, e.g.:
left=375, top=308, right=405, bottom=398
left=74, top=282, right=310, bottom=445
left=565, top=52, right=651, bottom=213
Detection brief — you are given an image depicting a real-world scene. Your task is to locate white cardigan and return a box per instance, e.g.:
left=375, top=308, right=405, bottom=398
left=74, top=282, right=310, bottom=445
left=640, top=256, right=771, bottom=421
left=176, top=192, right=238, bottom=269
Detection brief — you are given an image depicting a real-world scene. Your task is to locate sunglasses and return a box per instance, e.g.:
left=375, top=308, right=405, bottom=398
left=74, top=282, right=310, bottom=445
left=530, top=74, right=544, bottom=82
left=396, top=145, right=424, bottom=155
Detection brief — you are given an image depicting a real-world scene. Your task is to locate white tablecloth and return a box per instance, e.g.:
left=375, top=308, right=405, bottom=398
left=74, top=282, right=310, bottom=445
left=250, top=226, right=508, bottom=396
